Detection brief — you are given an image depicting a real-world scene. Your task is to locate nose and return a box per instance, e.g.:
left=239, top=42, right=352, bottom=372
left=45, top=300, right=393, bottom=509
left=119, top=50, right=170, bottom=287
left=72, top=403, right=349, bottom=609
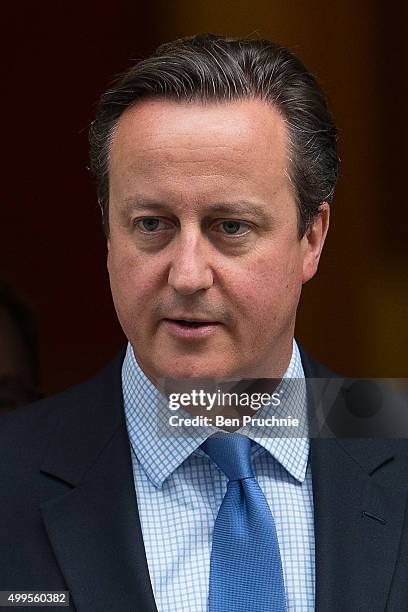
left=168, top=232, right=214, bottom=295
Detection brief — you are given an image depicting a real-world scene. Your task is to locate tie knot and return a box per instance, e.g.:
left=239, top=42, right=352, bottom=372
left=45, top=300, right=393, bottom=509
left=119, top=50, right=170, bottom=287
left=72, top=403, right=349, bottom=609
left=201, top=433, right=254, bottom=481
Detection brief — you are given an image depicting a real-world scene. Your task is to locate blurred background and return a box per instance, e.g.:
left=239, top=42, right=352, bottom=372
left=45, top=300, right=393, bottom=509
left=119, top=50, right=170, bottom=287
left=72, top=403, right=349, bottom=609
left=1, top=0, right=407, bottom=398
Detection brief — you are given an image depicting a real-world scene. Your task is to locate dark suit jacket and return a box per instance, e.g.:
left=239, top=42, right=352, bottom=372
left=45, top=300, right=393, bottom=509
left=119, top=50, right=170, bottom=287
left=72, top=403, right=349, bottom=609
left=1, top=349, right=408, bottom=611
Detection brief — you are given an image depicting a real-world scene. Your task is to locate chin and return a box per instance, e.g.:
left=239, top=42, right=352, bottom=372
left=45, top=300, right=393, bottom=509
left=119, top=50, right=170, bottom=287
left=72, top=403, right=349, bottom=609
left=156, top=359, right=233, bottom=381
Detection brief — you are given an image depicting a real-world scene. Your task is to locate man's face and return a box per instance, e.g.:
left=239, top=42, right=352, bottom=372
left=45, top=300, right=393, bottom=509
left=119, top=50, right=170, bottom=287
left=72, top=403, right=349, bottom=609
left=107, top=99, right=328, bottom=384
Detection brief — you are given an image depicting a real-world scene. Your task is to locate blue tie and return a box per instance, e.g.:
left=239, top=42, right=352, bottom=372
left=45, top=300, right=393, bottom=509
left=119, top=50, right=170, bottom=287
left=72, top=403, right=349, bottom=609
left=201, top=433, right=287, bottom=612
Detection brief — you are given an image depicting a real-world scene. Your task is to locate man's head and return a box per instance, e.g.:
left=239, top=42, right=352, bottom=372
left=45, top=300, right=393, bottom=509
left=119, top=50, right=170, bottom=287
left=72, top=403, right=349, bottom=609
left=89, top=34, right=338, bottom=384
left=90, top=34, right=338, bottom=240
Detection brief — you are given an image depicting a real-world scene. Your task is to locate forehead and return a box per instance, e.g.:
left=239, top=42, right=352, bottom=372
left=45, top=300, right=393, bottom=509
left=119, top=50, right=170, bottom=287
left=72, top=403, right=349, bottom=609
left=108, top=98, right=292, bottom=209
left=111, top=98, right=287, bottom=165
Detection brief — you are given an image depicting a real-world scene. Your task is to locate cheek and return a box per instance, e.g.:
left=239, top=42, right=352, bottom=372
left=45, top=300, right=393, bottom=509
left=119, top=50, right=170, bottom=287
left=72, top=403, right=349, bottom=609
left=225, top=250, right=303, bottom=313
left=107, top=249, right=156, bottom=317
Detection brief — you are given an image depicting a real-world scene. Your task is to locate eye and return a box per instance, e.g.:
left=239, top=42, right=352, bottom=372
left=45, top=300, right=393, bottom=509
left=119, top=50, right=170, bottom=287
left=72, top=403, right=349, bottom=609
left=214, top=220, right=252, bottom=236
left=135, top=217, right=171, bottom=232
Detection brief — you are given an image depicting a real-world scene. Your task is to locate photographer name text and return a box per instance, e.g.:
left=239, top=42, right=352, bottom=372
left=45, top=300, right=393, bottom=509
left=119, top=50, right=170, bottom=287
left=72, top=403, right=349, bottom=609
left=168, top=414, right=300, bottom=428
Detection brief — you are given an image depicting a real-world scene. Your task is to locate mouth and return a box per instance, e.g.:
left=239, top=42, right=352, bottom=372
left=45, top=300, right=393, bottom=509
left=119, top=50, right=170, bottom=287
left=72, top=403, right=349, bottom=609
left=162, top=318, right=221, bottom=338
left=170, top=319, right=216, bottom=327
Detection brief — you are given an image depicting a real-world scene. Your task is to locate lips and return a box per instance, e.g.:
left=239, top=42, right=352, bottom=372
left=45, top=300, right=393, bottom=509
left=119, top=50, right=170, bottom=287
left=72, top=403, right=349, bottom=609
left=162, top=318, right=221, bottom=338
left=164, top=316, right=220, bottom=326
left=170, top=319, right=216, bottom=327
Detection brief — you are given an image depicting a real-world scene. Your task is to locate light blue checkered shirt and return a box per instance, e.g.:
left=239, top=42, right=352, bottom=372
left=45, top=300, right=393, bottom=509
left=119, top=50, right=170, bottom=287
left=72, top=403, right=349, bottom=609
left=122, top=340, right=315, bottom=611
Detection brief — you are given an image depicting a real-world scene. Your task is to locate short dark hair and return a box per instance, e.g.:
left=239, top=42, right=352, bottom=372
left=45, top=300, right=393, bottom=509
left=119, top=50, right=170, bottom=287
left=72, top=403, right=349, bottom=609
left=89, top=33, right=338, bottom=238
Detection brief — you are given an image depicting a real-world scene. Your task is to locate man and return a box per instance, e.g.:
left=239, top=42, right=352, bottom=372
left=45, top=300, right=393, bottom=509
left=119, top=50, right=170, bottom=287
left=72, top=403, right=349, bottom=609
left=1, top=34, right=407, bottom=611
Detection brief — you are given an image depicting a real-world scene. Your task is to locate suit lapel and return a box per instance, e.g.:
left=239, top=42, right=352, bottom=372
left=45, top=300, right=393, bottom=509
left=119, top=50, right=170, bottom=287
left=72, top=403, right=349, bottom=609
left=301, top=350, right=408, bottom=611
left=39, top=352, right=158, bottom=612
left=311, top=437, right=407, bottom=611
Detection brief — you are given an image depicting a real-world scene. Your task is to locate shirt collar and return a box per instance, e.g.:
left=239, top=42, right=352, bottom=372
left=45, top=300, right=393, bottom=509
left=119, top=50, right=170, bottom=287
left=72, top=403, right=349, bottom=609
left=122, top=340, right=309, bottom=488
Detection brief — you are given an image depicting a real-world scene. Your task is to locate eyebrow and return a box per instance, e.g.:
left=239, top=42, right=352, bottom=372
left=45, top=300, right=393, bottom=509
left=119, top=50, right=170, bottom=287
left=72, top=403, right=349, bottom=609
left=121, top=197, right=271, bottom=222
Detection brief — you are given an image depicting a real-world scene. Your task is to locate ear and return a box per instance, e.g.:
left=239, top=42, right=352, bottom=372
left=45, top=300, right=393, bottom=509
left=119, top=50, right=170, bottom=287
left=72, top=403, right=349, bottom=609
left=106, top=238, right=111, bottom=276
left=301, top=202, right=330, bottom=284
